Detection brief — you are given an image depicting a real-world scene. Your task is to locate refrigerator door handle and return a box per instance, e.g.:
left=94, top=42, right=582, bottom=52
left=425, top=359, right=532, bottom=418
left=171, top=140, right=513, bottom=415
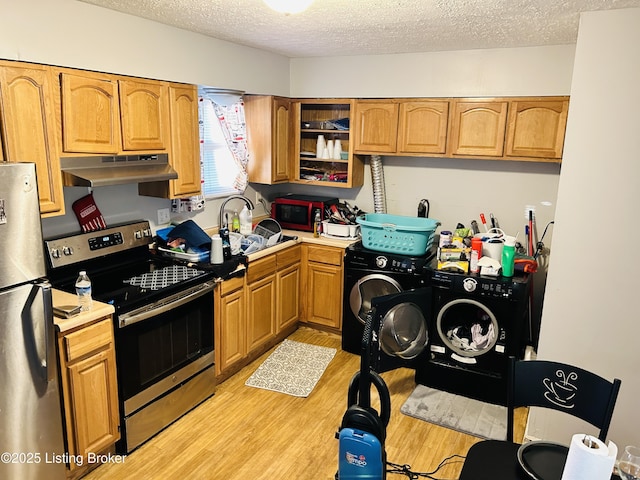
left=24, top=282, right=55, bottom=382
left=41, top=284, right=54, bottom=380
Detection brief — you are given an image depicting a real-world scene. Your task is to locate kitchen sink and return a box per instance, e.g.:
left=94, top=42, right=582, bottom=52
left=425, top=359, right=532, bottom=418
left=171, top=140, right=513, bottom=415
left=243, top=234, right=298, bottom=261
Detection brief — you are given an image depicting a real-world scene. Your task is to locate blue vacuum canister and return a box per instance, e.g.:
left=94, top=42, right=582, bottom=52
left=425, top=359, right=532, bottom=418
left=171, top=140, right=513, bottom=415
left=338, top=427, right=385, bottom=479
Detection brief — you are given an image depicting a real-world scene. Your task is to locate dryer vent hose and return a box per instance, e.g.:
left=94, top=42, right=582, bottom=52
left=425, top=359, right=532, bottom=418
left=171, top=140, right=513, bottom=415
left=370, top=155, right=387, bottom=213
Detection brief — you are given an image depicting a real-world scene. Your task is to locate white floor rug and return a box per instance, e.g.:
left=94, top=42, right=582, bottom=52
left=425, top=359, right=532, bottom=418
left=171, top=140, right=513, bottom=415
left=245, top=339, right=336, bottom=397
left=400, top=385, right=507, bottom=440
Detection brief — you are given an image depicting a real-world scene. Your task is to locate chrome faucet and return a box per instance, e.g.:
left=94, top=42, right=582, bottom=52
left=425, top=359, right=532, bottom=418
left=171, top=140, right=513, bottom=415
left=218, top=195, right=254, bottom=228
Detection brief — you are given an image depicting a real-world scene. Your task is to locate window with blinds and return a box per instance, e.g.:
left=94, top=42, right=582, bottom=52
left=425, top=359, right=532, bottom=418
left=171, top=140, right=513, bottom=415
left=198, top=88, right=248, bottom=198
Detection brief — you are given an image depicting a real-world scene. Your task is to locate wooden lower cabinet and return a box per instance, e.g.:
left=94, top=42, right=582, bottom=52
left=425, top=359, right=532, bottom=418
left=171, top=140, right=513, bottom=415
left=57, top=317, right=120, bottom=478
left=300, top=244, right=344, bottom=332
left=215, top=245, right=302, bottom=382
left=246, top=265, right=277, bottom=354
left=215, top=275, right=246, bottom=376
left=277, top=263, right=301, bottom=332
left=276, top=244, right=301, bottom=333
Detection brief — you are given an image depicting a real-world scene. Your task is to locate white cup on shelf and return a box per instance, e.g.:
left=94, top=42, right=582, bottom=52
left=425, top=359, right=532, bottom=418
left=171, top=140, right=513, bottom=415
left=326, top=140, right=334, bottom=159
left=334, top=139, right=342, bottom=159
left=316, top=135, right=325, bottom=158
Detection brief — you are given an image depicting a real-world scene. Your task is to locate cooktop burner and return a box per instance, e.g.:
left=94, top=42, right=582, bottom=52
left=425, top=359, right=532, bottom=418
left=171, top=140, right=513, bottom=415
left=124, top=265, right=205, bottom=290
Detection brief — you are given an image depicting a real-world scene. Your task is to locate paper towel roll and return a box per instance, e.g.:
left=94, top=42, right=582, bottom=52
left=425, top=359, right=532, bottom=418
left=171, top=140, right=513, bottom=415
left=561, top=434, right=617, bottom=480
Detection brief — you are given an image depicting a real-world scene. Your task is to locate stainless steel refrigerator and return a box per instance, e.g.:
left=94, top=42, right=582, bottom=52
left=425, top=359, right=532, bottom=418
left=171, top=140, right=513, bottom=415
left=0, top=163, right=66, bottom=479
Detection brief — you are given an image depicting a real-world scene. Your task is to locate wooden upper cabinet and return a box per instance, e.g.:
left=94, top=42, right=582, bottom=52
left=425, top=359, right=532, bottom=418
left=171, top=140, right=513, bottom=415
left=245, top=95, right=291, bottom=184
left=168, top=84, right=201, bottom=197
left=449, top=99, right=509, bottom=157
left=273, top=97, right=292, bottom=182
left=505, top=97, right=569, bottom=159
left=354, top=99, right=449, bottom=155
left=0, top=61, right=64, bottom=216
left=293, top=99, right=363, bottom=188
left=353, top=101, right=399, bottom=153
left=60, top=72, right=120, bottom=154
left=397, top=100, right=449, bottom=154
left=118, top=79, right=169, bottom=151
left=59, top=71, right=170, bottom=155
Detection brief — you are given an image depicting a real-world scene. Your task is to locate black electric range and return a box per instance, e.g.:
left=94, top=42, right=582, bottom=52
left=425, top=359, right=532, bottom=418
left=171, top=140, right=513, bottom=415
left=44, top=221, right=217, bottom=316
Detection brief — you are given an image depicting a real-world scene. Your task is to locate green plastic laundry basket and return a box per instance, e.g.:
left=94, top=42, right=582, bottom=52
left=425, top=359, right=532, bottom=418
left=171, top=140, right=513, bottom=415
left=356, top=213, right=439, bottom=255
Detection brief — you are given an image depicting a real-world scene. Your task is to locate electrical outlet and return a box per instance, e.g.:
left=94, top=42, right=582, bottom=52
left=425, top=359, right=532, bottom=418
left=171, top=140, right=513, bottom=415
left=255, top=191, right=264, bottom=204
left=525, top=205, right=536, bottom=220
left=157, top=208, right=171, bottom=225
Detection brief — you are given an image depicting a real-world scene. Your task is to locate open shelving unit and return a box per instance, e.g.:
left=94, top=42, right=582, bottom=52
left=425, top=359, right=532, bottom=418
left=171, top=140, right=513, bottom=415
left=292, top=99, right=364, bottom=188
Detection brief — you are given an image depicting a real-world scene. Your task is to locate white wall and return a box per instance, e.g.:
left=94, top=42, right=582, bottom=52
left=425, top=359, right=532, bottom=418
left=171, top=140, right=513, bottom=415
left=0, top=0, right=289, bottom=235
left=526, top=8, right=640, bottom=449
left=290, top=45, right=574, bottom=98
left=0, top=0, right=290, bottom=93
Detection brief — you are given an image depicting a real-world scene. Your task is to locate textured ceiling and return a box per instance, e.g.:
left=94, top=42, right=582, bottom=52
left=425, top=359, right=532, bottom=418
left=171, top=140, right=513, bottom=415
left=77, top=0, right=640, bottom=57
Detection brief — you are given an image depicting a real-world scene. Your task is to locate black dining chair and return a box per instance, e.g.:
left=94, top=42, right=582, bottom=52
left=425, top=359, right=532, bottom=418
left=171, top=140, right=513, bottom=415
left=458, top=356, right=621, bottom=480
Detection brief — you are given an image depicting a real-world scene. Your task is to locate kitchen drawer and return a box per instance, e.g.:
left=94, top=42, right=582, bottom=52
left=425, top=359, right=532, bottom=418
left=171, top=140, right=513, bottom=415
left=246, top=254, right=277, bottom=283
left=307, top=245, right=344, bottom=266
left=219, top=275, right=244, bottom=296
left=277, top=244, right=301, bottom=269
left=63, top=318, right=113, bottom=363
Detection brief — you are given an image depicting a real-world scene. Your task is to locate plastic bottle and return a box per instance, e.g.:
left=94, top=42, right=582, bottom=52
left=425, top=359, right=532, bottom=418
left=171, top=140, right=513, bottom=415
left=75, top=270, right=92, bottom=311
left=313, top=211, right=321, bottom=238
left=501, top=237, right=516, bottom=277
left=239, top=205, right=252, bottom=235
left=470, top=237, right=483, bottom=274
left=219, top=227, right=232, bottom=260
left=232, top=210, right=240, bottom=233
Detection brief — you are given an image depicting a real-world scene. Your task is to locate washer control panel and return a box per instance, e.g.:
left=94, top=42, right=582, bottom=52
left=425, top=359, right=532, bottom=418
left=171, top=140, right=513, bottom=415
left=431, top=270, right=527, bottom=300
left=347, top=248, right=433, bottom=274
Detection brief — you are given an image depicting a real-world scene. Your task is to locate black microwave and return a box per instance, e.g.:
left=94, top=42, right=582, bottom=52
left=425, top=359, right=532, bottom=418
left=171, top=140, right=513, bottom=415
left=271, top=195, right=339, bottom=232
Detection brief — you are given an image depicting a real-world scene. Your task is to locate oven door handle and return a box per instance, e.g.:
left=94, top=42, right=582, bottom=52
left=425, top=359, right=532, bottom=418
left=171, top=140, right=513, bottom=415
left=118, top=282, right=214, bottom=328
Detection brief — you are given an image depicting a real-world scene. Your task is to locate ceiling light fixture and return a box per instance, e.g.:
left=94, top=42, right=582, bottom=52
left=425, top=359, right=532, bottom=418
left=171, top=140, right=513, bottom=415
left=263, top=0, right=314, bottom=14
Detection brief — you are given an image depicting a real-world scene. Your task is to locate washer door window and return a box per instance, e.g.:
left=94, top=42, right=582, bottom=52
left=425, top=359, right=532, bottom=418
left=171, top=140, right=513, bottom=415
left=436, top=299, right=499, bottom=359
left=349, top=274, right=402, bottom=325
left=379, top=302, right=428, bottom=359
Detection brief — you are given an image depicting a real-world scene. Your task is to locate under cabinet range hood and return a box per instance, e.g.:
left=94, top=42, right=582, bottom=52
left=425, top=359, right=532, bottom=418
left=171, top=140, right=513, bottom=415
left=61, top=154, right=178, bottom=187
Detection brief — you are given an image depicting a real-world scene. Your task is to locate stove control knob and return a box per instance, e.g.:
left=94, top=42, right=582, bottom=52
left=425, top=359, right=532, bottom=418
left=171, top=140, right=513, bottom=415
left=375, top=256, right=388, bottom=269
left=143, top=228, right=152, bottom=237
left=62, top=246, right=73, bottom=256
left=51, top=248, right=61, bottom=259
left=135, top=230, right=143, bottom=239
left=463, top=277, right=478, bottom=293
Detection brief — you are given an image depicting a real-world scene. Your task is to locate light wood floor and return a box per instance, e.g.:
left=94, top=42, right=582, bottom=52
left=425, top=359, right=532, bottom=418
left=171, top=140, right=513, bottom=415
left=85, top=327, right=526, bottom=480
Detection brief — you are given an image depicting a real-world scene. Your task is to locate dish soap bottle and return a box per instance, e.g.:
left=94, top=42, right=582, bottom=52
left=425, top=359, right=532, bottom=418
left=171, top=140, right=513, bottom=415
left=75, top=270, right=92, bottom=311
left=313, top=211, right=322, bottom=238
left=239, top=205, right=252, bottom=235
left=232, top=210, right=240, bottom=233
